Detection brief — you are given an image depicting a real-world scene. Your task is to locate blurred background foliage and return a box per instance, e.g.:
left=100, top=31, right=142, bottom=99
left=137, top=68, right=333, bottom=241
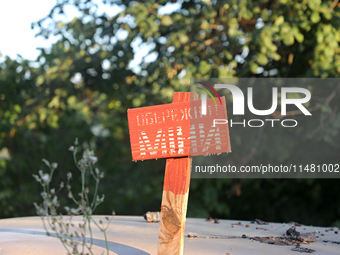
left=1, top=0, right=340, bottom=227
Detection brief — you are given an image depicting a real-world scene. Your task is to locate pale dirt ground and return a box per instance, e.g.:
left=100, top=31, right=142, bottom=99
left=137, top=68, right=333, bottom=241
left=0, top=216, right=339, bottom=255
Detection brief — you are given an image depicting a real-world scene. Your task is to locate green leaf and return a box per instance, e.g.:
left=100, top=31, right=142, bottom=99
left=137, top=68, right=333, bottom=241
left=36, top=76, right=44, bottom=86
left=295, top=33, right=304, bottom=43
left=323, top=11, right=332, bottom=20
left=311, top=12, right=320, bottom=23
left=32, top=175, right=40, bottom=182
left=161, top=16, right=173, bottom=26
left=257, top=54, right=268, bottom=66
left=283, top=34, right=294, bottom=46
left=198, top=61, right=211, bottom=75
left=275, top=16, right=284, bottom=26
left=179, top=34, right=189, bottom=44
left=272, top=52, right=281, bottom=61
left=308, top=0, right=321, bottom=9
left=13, top=105, right=21, bottom=113
left=42, top=159, right=50, bottom=168
left=250, top=62, right=259, bottom=73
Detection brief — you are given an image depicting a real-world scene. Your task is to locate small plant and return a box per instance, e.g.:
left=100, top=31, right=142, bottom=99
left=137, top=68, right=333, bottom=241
left=33, top=138, right=113, bottom=255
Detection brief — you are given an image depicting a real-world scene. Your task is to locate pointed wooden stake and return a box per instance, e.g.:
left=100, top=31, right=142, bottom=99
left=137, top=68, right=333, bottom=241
left=157, top=92, right=197, bottom=255
left=157, top=157, right=192, bottom=255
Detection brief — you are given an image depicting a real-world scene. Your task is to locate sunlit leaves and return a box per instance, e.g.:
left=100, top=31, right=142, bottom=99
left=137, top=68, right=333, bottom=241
left=311, top=11, right=321, bottom=23
left=161, top=15, right=173, bottom=26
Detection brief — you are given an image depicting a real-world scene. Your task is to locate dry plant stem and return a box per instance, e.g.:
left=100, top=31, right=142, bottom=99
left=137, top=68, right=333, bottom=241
left=89, top=164, right=99, bottom=209
left=34, top=139, right=111, bottom=255
left=82, top=216, right=87, bottom=254
left=91, top=217, right=109, bottom=254
left=72, top=151, right=94, bottom=254
left=88, top=217, right=94, bottom=250
left=42, top=216, right=72, bottom=255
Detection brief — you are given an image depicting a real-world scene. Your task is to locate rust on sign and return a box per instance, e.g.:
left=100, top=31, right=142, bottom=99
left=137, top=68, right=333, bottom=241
left=127, top=97, right=230, bottom=161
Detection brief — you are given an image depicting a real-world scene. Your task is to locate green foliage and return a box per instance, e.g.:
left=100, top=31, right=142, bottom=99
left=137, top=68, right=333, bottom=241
left=1, top=0, right=340, bottom=227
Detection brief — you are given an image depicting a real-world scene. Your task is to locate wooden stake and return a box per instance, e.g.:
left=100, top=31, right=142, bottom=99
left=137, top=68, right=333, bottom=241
left=157, top=92, right=197, bottom=255
left=157, top=157, right=192, bottom=255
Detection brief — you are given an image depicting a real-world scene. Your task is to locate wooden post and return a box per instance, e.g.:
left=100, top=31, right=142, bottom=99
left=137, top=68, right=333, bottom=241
left=158, top=157, right=191, bottom=255
left=157, top=92, right=196, bottom=255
